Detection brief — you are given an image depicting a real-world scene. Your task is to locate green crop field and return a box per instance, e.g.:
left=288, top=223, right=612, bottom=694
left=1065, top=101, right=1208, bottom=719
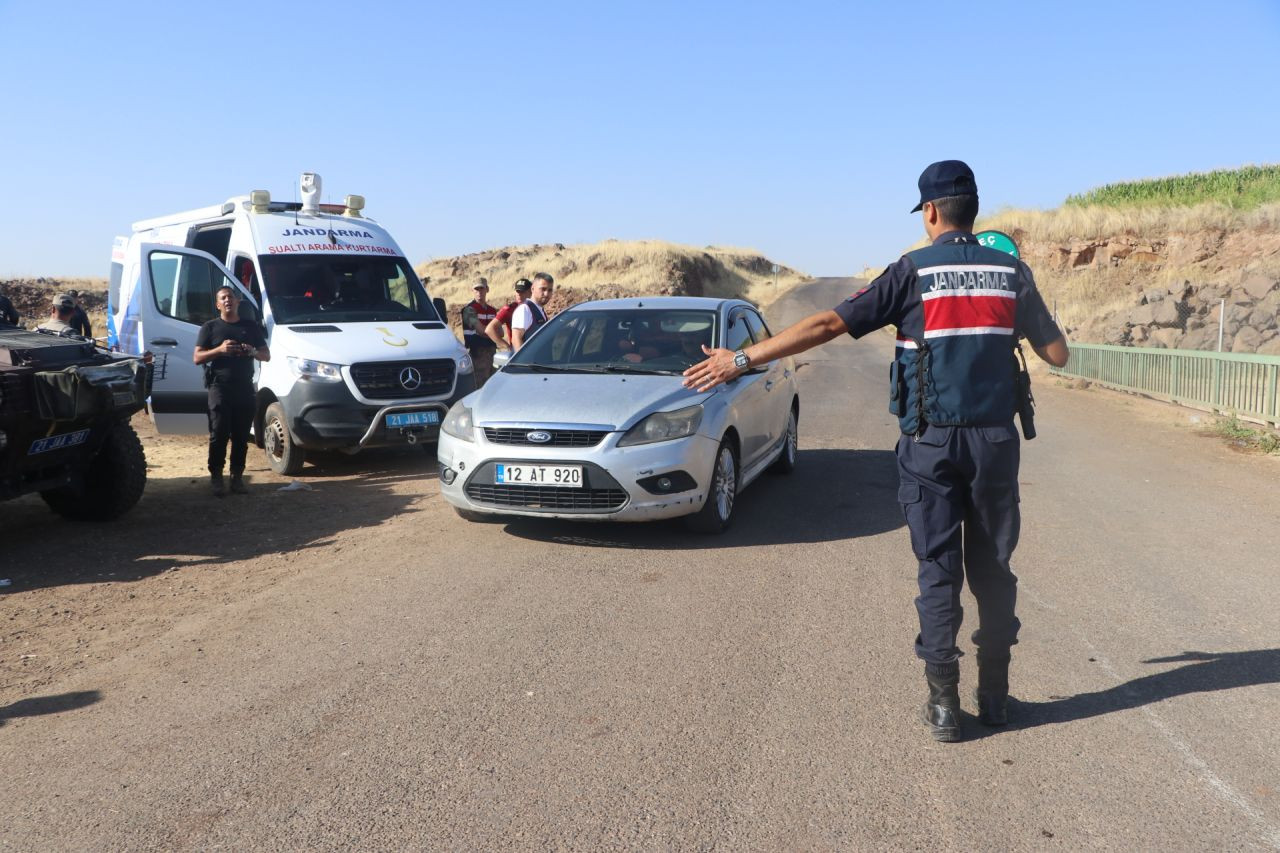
left=1065, top=164, right=1280, bottom=210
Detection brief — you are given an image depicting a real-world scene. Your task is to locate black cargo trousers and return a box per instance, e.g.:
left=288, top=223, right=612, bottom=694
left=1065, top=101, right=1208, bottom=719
left=207, top=380, right=256, bottom=476
left=896, top=422, right=1022, bottom=666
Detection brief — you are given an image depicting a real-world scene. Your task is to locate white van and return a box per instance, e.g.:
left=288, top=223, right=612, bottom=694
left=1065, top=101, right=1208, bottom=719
left=107, top=172, right=474, bottom=474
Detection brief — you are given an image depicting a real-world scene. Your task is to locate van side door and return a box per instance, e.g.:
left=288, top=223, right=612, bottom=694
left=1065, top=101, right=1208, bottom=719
left=134, top=244, right=258, bottom=434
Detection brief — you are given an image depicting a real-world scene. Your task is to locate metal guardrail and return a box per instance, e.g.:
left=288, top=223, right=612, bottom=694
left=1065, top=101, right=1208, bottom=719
left=1051, top=343, right=1280, bottom=427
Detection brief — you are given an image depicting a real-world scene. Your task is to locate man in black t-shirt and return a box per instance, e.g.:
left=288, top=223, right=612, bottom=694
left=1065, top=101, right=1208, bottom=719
left=194, top=285, right=269, bottom=496
left=67, top=289, right=93, bottom=338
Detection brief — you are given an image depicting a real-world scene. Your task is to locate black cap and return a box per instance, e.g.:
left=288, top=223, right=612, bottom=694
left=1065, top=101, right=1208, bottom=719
left=911, top=160, right=977, bottom=212
left=514, top=278, right=532, bottom=291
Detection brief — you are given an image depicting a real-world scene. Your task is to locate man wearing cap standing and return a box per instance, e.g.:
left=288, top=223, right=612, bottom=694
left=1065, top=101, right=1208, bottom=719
left=460, top=279, right=498, bottom=386
left=37, top=293, right=79, bottom=334
left=485, top=278, right=532, bottom=352
left=683, top=160, right=1068, bottom=743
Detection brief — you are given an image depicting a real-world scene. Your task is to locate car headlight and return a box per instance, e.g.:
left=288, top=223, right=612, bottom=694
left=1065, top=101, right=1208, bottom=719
left=287, top=356, right=343, bottom=382
left=441, top=402, right=476, bottom=442
left=457, top=351, right=475, bottom=375
left=617, top=405, right=703, bottom=447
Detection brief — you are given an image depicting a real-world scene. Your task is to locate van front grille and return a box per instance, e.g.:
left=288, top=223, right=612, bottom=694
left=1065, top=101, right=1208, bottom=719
left=350, top=359, right=455, bottom=399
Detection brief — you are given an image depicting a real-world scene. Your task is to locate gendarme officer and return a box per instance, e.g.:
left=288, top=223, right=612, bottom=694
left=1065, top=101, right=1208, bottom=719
left=683, top=160, right=1069, bottom=742
left=194, top=285, right=270, bottom=496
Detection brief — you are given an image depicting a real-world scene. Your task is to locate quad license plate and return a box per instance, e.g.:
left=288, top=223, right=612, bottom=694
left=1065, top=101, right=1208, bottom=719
left=28, top=428, right=90, bottom=455
left=385, top=410, right=440, bottom=428
left=495, top=463, right=583, bottom=487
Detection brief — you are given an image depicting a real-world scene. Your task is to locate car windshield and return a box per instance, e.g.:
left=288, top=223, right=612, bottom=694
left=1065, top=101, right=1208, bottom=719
left=507, top=308, right=719, bottom=375
left=258, top=255, right=440, bottom=324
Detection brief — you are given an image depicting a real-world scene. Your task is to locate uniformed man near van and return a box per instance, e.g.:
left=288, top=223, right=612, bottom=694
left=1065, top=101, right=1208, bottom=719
left=37, top=293, right=79, bottom=334
left=461, top=279, right=497, bottom=386
left=194, top=285, right=270, bottom=496
left=683, top=160, right=1069, bottom=742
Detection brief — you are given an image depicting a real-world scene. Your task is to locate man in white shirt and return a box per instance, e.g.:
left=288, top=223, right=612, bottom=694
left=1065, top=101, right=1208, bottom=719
left=510, top=272, right=554, bottom=351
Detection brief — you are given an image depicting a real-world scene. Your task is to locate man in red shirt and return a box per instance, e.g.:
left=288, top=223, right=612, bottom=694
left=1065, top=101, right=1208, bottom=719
left=485, top=278, right=531, bottom=353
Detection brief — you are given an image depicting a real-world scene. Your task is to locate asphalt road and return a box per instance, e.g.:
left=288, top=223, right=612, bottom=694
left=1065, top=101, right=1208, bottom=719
left=2, top=278, right=1279, bottom=850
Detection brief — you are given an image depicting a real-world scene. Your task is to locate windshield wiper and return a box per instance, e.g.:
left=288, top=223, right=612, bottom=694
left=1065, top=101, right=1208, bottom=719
left=601, top=364, right=683, bottom=375
left=508, top=363, right=610, bottom=374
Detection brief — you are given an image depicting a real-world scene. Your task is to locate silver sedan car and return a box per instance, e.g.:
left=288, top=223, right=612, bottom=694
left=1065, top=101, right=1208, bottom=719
left=437, top=297, right=799, bottom=533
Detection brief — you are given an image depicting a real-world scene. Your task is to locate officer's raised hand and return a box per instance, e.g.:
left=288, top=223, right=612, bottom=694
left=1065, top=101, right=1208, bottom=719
left=682, top=345, right=743, bottom=392
left=682, top=310, right=848, bottom=392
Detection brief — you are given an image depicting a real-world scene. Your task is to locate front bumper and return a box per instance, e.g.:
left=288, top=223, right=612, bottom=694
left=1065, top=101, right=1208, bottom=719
left=437, top=426, right=718, bottom=521
left=281, top=372, right=476, bottom=450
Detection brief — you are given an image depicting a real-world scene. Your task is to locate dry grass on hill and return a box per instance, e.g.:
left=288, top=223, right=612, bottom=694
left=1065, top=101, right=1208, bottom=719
left=980, top=202, right=1280, bottom=245
left=415, top=239, right=808, bottom=313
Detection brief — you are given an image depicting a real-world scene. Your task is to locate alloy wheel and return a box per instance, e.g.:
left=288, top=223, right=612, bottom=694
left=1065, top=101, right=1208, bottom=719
left=713, top=445, right=736, bottom=521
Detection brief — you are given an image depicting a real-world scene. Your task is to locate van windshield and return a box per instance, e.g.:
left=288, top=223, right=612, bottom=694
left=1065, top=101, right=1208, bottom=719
left=258, top=255, right=439, bottom=324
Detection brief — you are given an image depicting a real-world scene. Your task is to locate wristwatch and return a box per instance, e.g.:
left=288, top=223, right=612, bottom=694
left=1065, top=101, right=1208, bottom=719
left=733, top=350, right=750, bottom=370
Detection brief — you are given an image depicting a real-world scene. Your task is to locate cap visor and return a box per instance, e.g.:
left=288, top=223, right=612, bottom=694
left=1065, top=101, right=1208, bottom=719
left=910, top=202, right=924, bottom=213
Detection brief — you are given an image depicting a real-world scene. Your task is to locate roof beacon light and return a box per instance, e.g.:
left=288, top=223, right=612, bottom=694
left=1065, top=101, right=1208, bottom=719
left=249, top=190, right=271, bottom=213
left=299, top=172, right=321, bottom=214
left=343, top=194, right=365, bottom=218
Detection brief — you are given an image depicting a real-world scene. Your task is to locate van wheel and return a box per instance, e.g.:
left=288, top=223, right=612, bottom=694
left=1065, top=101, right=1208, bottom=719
left=769, top=405, right=798, bottom=475
left=262, top=402, right=305, bottom=476
left=41, top=422, right=147, bottom=521
left=685, top=438, right=738, bottom=534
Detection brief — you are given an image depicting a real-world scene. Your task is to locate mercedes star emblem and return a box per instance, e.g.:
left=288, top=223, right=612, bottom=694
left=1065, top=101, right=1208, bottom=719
left=399, top=366, right=423, bottom=390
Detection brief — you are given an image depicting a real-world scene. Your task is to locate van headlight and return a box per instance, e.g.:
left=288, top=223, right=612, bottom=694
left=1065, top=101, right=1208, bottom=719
left=457, top=352, right=474, bottom=375
left=441, top=402, right=476, bottom=442
left=617, top=405, right=703, bottom=447
left=287, top=356, right=343, bottom=383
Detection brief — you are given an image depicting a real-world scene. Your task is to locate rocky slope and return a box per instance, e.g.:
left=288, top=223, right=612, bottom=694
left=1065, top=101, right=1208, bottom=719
left=979, top=204, right=1280, bottom=355
left=1, top=277, right=108, bottom=331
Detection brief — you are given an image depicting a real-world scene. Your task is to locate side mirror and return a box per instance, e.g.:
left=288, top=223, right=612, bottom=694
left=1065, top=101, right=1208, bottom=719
left=432, top=297, right=448, bottom=323
left=493, top=348, right=512, bottom=370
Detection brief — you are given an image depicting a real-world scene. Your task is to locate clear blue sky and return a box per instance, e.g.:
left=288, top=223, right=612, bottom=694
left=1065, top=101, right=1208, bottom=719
left=2, top=0, right=1278, bottom=279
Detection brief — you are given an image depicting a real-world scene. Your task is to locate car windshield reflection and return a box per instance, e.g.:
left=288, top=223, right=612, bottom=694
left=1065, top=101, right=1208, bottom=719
left=507, top=308, right=718, bottom=374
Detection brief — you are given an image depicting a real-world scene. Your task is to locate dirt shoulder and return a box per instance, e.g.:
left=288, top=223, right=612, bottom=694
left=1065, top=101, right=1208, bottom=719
left=1, top=414, right=438, bottom=703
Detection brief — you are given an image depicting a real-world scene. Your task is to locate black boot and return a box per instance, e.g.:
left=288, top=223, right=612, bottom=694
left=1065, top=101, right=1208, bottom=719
left=922, top=662, right=962, bottom=742
left=974, top=655, right=1010, bottom=726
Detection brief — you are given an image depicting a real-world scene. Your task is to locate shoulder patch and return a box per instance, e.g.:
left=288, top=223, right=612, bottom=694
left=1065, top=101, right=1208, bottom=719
left=847, top=286, right=870, bottom=301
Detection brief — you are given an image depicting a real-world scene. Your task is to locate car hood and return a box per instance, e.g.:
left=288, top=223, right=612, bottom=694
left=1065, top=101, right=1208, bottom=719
left=473, top=371, right=714, bottom=431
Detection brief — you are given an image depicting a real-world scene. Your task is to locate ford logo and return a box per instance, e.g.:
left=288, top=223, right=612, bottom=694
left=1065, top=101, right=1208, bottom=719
left=526, top=431, right=552, bottom=443
left=399, top=367, right=422, bottom=390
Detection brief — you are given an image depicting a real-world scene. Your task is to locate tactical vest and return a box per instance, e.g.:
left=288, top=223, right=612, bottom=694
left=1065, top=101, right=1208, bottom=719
left=525, top=301, right=547, bottom=335
left=463, top=299, right=497, bottom=338
left=892, top=238, right=1023, bottom=434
